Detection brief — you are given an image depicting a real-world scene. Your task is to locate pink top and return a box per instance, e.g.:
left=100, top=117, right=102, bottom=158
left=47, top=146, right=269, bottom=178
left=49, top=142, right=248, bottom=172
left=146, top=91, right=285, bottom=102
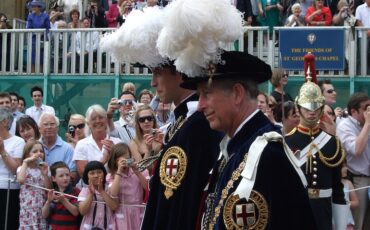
left=78, top=187, right=114, bottom=230
left=107, top=168, right=150, bottom=230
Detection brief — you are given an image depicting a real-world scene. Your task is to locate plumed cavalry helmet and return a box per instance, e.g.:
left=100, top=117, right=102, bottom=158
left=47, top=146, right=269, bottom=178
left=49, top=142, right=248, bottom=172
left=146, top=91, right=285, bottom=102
left=295, top=52, right=325, bottom=111
left=295, top=78, right=325, bottom=111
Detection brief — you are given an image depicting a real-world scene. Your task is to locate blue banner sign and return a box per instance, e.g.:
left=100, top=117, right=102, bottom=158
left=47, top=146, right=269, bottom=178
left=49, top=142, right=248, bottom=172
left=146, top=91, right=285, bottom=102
left=279, top=29, right=345, bottom=70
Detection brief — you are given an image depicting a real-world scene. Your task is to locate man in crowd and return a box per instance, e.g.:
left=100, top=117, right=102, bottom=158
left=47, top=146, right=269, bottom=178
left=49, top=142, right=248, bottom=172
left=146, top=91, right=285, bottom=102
left=318, top=79, right=343, bottom=117
left=9, top=92, right=24, bottom=119
left=38, top=112, right=77, bottom=183
left=285, top=77, right=346, bottom=230
left=25, top=86, right=55, bottom=123
left=337, top=92, right=370, bottom=230
left=100, top=5, right=222, bottom=228
left=182, top=51, right=316, bottom=229
left=107, top=91, right=136, bottom=144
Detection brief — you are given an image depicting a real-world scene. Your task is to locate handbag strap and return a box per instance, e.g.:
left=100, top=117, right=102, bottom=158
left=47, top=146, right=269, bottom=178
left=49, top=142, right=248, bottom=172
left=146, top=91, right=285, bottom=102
left=92, top=194, right=107, bottom=229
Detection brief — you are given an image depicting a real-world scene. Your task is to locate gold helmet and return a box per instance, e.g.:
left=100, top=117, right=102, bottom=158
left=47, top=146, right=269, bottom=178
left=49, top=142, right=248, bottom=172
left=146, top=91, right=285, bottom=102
left=295, top=79, right=325, bottom=111
left=295, top=55, right=324, bottom=111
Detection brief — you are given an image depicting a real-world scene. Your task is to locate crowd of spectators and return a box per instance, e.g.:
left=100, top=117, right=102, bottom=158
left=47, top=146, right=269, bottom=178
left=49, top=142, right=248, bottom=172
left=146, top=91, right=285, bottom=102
left=0, top=67, right=369, bottom=229
left=0, top=82, right=173, bottom=229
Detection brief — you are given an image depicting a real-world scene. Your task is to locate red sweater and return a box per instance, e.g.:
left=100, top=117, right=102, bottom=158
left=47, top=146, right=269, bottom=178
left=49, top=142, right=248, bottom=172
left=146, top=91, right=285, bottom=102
left=305, top=6, right=332, bottom=26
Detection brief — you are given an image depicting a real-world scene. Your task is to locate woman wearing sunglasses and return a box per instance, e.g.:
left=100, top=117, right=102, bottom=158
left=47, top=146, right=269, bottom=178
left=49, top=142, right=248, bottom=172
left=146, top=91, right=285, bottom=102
left=129, top=105, right=163, bottom=164
left=65, top=114, right=86, bottom=148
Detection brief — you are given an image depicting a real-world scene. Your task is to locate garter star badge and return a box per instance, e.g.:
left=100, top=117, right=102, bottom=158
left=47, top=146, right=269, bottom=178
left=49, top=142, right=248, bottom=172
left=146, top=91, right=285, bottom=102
left=160, top=146, right=187, bottom=199
left=223, top=190, right=268, bottom=229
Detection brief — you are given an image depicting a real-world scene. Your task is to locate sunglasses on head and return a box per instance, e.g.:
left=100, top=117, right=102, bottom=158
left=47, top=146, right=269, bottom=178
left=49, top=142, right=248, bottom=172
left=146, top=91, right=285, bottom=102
left=138, top=115, right=155, bottom=123
left=69, top=123, right=85, bottom=130
left=326, top=89, right=335, bottom=94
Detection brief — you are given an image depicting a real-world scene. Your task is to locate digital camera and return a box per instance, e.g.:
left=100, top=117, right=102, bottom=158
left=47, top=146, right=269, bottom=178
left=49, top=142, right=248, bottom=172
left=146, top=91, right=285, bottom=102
left=68, top=125, right=75, bottom=138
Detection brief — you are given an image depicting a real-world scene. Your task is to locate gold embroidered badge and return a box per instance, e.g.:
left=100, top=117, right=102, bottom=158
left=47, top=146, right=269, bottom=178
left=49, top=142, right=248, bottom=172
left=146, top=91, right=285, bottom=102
left=159, top=146, right=187, bottom=199
left=223, top=190, right=268, bottom=230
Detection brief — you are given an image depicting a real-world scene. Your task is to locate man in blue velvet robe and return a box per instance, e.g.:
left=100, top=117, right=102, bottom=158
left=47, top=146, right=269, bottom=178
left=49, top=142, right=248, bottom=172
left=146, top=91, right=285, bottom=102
left=181, top=51, right=317, bottom=230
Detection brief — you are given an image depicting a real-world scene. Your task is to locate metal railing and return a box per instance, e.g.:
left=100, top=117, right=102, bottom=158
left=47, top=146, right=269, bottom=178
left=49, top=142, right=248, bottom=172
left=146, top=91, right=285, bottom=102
left=0, top=26, right=369, bottom=76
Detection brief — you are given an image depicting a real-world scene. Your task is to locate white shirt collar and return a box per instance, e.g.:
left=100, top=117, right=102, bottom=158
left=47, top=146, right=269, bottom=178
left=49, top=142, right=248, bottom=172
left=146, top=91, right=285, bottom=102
left=231, top=109, right=259, bottom=138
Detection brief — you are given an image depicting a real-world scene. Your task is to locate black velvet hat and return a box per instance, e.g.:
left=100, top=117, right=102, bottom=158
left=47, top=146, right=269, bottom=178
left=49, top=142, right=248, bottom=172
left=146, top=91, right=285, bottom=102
left=180, top=51, right=272, bottom=90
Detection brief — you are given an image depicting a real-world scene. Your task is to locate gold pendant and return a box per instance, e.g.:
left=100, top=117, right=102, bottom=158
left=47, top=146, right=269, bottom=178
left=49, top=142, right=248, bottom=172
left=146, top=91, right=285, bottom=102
left=160, top=146, right=188, bottom=199
left=164, top=187, right=174, bottom=199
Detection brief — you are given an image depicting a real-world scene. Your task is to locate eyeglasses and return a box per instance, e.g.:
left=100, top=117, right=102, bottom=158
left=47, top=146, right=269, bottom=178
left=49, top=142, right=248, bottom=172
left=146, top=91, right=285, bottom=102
left=69, top=123, right=85, bottom=130
left=326, top=89, right=335, bottom=94
left=283, top=73, right=289, bottom=78
left=138, top=115, right=155, bottom=123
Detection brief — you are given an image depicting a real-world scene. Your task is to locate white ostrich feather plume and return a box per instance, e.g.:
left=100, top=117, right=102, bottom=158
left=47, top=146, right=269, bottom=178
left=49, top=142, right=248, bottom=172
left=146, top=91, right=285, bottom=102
left=157, top=0, right=244, bottom=77
left=100, top=6, right=166, bottom=68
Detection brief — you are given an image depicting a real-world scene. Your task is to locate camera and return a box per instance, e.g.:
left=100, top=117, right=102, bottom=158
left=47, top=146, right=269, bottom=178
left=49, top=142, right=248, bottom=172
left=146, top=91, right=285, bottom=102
left=68, top=125, right=75, bottom=138
left=36, top=157, right=45, bottom=166
left=126, top=158, right=134, bottom=166
left=150, top=128, right=156, bottom=135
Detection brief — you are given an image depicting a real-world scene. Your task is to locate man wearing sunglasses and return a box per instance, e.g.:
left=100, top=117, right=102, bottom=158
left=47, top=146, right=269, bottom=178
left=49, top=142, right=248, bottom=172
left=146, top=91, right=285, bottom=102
left=107, top=91, right=136, bottom=145
left=337, top=92, right=370, bottom=230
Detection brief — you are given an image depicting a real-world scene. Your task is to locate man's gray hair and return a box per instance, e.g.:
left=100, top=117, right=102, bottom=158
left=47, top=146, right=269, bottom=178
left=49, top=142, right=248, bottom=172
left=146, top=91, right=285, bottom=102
left=38, top=112, right=60, bottom=127
left=0, top=107, right=13, bottom=123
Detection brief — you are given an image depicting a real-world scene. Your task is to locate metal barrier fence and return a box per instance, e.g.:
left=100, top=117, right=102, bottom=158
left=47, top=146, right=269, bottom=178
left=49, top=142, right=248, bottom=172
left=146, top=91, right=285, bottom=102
left=2, top=26, right=369, bottom=77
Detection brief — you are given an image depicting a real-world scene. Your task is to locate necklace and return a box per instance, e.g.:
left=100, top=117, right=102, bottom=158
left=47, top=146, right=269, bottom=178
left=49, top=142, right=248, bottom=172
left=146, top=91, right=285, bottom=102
left=208, top=154, right=248, bottom=230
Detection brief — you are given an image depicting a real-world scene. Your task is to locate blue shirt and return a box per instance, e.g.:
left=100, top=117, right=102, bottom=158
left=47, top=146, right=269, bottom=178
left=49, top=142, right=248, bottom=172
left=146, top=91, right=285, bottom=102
left=41, top=136, right=76, bottom=172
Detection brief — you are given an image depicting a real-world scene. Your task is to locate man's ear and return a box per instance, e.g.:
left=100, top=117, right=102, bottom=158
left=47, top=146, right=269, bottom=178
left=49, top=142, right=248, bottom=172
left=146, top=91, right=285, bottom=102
left=232, top=83, right=245, bottom=105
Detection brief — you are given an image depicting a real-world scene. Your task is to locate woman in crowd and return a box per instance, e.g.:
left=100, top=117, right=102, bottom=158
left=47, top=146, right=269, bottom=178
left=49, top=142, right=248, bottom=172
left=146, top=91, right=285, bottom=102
left=117, top=0, right=133, bottom=26
left=305, top=0, right=332, bottom=26
left=285, top=3, right=305, bottom=26
left=138, top=89, right=153, bottom=105
left=275, top=101, right=300, bottom=134
left=26, top=0, right=50, bottom=72
left=0, top=108, right=25, bottom=229
left=129, top=105, right=162, bottom=162
left=16, top=115, right=41, bottom=142
left=65, top=113, right=86, bottom=148
left=68, top=8, right=81, bottom=28
left=257, top=91, right=269, bottom=114
left=320, top=104, right=337, bottom=135
left=73, top=104, right=122, bottom=178
left=107, top=0, right=120, bottom=28
left=270, top=68, right=293, bottom=103
left=18, top=96, right=26, bottom=113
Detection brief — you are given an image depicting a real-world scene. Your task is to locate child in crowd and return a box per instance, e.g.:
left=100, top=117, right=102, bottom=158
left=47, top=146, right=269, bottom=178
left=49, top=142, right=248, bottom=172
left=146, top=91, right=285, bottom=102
left=17, top=139, right=51, bottom=229
left=107, top=143, right=150, bottom=229
left=42, top=161, right=80, bottom=229
left=78, top=161, right=118, bottom=230
left=341, top=163, right=359, bottom=230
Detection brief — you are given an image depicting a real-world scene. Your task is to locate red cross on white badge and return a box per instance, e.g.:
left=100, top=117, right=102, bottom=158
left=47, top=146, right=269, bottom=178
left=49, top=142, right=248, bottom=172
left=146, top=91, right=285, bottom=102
left=166, top=158, right=178, bottom=177
left=236, top=203, right=256, bottom=227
